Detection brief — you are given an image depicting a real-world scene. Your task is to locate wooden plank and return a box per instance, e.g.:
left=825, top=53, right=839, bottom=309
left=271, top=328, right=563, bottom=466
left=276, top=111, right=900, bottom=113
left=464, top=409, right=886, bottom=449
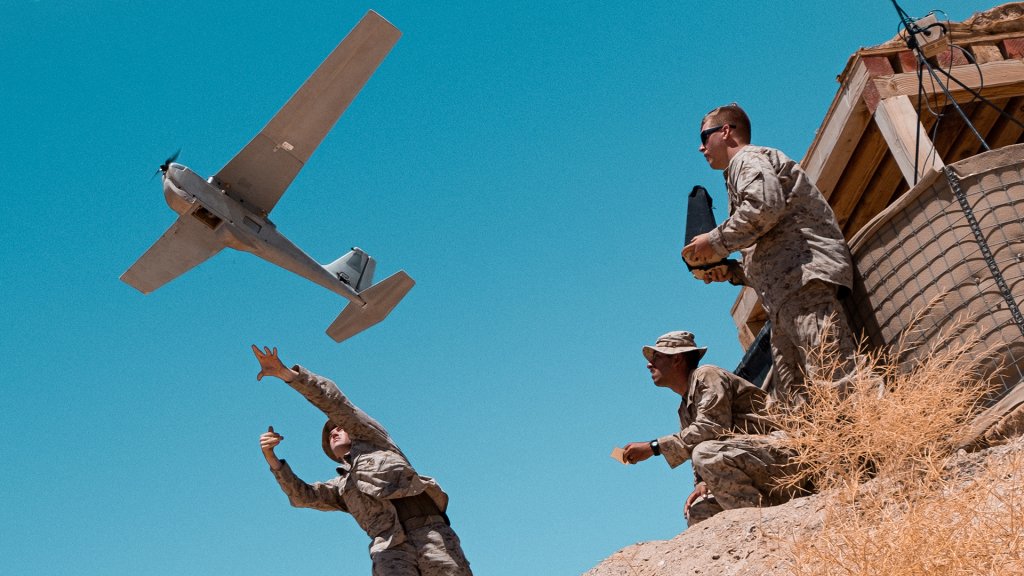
left=897, top=50, right=918, bottom=73
left=984, top=96, right=1024, bottom=148
left=801, top=57, right=884, bottom=200
left=730, top=286, right=765, bottom=349
left=872, top=60, right=1024, bottom=103
left=1004, top=38, right=1024, bottom=59
left=942, top=99, right=1005, bottom=163
left=931, top=101, right=980, bottom=160
left=844, top=151, right=904, bottom=237
left=935, top=46, right=970, bottom=68
left=828, top=123, right=891, bottom=230
left=861, top=56, right=897, bottom=113
left=735, top=321, right=755, bottom=351
left=874, top=95, right=946, bottom=185
left=854, top=30, right=1024, bottom=60
left=971, top=43, right=1005, bottom=64
left=801, top=58, right=873, bottom=196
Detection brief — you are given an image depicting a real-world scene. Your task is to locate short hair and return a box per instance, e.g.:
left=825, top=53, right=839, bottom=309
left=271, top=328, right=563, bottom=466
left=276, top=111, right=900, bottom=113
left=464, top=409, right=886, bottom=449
left=703, top=103, right=751, bottom=143
left=681, top=350, right=702, bottom=372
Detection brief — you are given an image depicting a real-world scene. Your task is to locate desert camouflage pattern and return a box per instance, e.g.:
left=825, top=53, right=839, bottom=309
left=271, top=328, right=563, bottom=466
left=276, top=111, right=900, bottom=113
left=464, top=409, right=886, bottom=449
left=685, top=496, right=723, bottom=527
left=270, top=367, right=471, bottom=574
left=705, top=145, right=853, bottom=312
left=691, top=434, right=801, bottom=514
left=657, top=365, right=773, bottom=469
left=769, top=280, right=857, bottom=408
left=704, top=145, right=855, bottom=408
left=371, top=520, right=473, bottom=576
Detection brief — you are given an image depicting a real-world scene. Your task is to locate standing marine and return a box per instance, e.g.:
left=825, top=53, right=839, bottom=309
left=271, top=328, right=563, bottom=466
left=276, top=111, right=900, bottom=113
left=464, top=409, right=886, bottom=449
left=682, top=103, right=857, bottom=408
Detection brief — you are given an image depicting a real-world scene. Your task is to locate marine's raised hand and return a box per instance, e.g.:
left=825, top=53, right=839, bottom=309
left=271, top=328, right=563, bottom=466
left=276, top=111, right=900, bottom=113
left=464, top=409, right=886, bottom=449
left=251, top=344, right=296, bottom=382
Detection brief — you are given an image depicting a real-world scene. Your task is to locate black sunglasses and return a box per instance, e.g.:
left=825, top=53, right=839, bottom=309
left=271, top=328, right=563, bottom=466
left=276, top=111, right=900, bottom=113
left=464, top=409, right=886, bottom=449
left=700, top=124, right=733, bottom=146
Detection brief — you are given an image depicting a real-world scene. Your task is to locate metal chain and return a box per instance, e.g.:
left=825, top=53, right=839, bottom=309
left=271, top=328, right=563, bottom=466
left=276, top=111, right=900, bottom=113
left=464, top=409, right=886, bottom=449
left=943, top=166, right=1024, bottom=338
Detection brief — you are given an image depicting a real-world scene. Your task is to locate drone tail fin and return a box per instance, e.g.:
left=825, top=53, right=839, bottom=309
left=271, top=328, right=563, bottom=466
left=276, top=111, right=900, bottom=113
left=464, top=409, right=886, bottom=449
left=326, top=270, right=415, bottom=342
left=324, top=247, right=376, bottom=292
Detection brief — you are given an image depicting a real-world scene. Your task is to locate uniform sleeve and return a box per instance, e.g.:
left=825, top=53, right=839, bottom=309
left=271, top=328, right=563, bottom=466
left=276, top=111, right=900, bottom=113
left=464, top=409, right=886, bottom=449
left=270, top=460, right=349, bottom=513
left=288, top=365, right=399, bottom=452
left=709, top=154, right=788, bottom=254
left=657, top=369, right=735, bottom=469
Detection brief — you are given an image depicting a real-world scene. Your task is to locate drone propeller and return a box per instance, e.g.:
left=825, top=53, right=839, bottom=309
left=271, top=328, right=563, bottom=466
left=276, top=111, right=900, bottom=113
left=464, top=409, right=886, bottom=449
left=151, top=148, right=181, bottom=180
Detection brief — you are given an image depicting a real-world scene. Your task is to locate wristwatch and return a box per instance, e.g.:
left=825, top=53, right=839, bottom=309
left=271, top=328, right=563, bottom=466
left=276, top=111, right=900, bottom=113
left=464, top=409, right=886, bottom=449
left=650, top=439, right=661, bottom=456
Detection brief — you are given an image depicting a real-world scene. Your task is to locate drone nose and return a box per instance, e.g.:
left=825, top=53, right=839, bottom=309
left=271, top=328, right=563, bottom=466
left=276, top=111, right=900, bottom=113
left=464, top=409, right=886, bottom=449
left=159, top=148, right=182, bottom=174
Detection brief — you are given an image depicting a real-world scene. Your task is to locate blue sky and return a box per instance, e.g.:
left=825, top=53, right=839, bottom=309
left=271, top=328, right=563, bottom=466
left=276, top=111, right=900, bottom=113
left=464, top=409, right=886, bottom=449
left=1, top=1, right=999, bottom=574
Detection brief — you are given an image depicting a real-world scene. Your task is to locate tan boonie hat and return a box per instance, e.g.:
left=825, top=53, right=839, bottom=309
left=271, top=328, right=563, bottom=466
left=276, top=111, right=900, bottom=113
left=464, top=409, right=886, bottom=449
left=322, top=420, right=346, bottom=463
left=642, top=331, right=708, bottom=362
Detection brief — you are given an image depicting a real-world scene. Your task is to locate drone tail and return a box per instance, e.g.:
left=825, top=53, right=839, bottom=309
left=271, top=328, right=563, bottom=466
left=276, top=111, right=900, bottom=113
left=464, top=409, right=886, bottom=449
left=326, top=270, right=415, bottom=342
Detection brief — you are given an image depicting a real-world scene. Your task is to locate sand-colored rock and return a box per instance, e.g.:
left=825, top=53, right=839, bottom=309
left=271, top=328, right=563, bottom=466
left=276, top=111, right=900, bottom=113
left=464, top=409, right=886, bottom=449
left=584, top=438, right=1024, bottom=576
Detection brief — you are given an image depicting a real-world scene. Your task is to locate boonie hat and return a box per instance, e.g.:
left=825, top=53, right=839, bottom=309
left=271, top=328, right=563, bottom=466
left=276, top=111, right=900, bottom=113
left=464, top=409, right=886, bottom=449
left=642, top=331, right=708, bottom=362
left=322, top=420, right=346, bottom=463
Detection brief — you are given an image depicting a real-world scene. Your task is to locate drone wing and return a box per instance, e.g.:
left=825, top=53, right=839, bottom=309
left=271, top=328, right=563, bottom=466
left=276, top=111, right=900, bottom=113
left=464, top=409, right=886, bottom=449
left=212, top=10, right=401, bottom=216
left=121, top=214, right=224, bottom=294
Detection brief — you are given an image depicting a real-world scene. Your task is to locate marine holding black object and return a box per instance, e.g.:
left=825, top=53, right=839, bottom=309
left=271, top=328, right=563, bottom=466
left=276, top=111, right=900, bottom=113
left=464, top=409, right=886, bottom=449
left=682, top=103, right=857, bottom=408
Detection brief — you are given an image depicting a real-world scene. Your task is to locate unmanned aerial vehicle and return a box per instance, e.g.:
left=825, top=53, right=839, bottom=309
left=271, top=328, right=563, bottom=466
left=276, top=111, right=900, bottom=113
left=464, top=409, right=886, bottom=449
left=121, top=11, right=412, bottom=342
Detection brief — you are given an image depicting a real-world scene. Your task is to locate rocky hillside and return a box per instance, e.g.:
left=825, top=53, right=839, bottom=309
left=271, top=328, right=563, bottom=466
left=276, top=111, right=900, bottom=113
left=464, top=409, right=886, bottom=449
left=584, top=437, right=1024, bottom=576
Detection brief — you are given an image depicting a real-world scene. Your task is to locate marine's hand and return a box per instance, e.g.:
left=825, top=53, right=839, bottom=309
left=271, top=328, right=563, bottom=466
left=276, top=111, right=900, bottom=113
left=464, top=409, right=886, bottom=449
left=260, top=425, right=284, bottom=470
left=682, top=233, right=717, bottom=267
left=684, top=481, right=710, bottom=519
left=695, top=264, right=731, bottom=284
left=251, top=345, right=297, bottom=382
left=622, top=442, right=655, bottom=465
left=260, top=425, right=283, bottom=451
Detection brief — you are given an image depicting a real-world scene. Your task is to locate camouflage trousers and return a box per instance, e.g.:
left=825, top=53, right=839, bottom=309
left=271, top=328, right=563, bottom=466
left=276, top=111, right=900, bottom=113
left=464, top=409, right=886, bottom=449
left=371, top=519, right=473, bottom=576
left=768, top=280, right=856, bottom=409
left=688, top=435, right=802, bottom=526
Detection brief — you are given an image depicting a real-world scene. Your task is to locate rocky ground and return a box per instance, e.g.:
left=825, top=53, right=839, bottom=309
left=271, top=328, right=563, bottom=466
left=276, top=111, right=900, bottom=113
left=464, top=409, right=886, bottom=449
left=583, top=438, right=1024, bottom=576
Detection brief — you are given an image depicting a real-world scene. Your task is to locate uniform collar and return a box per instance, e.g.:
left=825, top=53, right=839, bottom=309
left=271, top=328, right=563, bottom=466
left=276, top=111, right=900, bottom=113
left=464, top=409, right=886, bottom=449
left=335, top=454, right=353, bottom=476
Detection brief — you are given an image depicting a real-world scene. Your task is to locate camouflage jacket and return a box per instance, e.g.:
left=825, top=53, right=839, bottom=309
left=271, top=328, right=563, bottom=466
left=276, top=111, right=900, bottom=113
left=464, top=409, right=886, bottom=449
left=706, top=145, right=852, bottom=311
left=270, top=366, right=448, bottom=554
left=658, top=365, right=773, bottom=469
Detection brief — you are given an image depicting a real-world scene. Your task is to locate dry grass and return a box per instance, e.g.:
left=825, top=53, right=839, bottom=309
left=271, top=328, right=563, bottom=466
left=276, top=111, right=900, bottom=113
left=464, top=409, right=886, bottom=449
left=769, top=317, right=1024, bottom=575
left=781, top=449, right=1024, bottom=576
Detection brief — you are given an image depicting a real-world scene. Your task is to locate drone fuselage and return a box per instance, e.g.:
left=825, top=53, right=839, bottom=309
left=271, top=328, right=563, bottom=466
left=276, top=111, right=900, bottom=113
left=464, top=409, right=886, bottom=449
left=161, top=163, right=364, bottom=304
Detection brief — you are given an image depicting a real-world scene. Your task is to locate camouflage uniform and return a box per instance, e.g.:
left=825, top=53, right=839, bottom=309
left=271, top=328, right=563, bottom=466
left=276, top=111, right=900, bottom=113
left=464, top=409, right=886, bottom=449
left=269, top=366, right=472, bottom=576
left=705, top=145, right=856, bottom=408
left=656, top=364, right=795, bottom=526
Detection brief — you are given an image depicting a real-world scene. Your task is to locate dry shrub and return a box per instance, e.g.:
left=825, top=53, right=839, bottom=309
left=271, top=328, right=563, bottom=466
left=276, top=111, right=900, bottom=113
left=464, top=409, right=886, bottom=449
left=770, top=316, right=1024, bottom=575
left=783, top=448, right=1024, bottom=576
left=771, top=318, right=993, bottom=492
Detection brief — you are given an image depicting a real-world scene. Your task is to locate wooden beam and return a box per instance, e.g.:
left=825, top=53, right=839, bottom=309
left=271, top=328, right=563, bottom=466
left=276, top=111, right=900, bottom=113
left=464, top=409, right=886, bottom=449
left=971, top=43, right=1005, bottom=64
left=1004, top=38, right=1024, bottom=59
left=872, top=60, right=1024, bottom=103
left=874, top=95, right=945, bottom=185
left=843, top=151, right=904, bottom=237
left=984, top=96, right=1024, bottom=148
left=860, top=56, right=898, bottom=113
left=730, top=286, right=766, bottom=350
left=897, top=50, right=917, bottom=73
left=801, top=57, right=887, bottom=200
left=931, top=101, right=980, bottom=160
left=935, top=46, right=970, bottom=68
left=942, top=99, right=1005, bottom=164
left=827, top=124, right=890, bottom=230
